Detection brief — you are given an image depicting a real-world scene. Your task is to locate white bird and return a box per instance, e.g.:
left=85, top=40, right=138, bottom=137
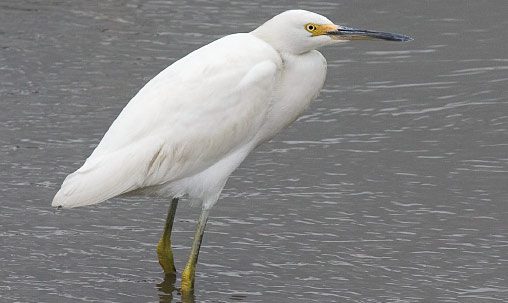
left=52, top=9, right=411, bottom=292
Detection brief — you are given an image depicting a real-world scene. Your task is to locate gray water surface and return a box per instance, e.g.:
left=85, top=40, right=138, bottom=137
left=1, top=1, right=507, bottom=302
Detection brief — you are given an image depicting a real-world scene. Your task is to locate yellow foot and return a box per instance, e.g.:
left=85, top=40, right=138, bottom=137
left=180, top=263, right=195, bottom=293
left=157, top=238, right=176, bottom=274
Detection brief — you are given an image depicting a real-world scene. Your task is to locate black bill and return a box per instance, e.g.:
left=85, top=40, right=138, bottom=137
left=328, top=26, right=413, bottom=42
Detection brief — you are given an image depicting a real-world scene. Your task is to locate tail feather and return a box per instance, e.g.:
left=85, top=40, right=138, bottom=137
left=52, top=142, right=161, bottom=208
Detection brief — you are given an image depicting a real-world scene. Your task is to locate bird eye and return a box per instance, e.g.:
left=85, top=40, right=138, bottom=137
left=305, top=24, right=317, bottom=32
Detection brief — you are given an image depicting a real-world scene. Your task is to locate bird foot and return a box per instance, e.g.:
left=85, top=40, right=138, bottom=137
left=157, top=238, right=177, bottom=274
left=180, top=263, right=196, bottom=293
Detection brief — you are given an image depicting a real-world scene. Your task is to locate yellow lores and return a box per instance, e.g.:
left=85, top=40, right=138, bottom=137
left=305, top=23, right=339, bottom=36
left=52, top=9, right=411, bottom=295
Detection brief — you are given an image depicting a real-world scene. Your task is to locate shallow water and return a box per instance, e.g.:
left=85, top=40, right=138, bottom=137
left=1, top=1, right=507, bottom=302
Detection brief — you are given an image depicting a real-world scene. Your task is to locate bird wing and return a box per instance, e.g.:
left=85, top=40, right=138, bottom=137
left=52, top=34, right=281, bottom=208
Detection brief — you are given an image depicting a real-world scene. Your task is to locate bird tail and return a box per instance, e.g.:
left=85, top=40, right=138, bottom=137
left=51, top=144, right=157, bottom=208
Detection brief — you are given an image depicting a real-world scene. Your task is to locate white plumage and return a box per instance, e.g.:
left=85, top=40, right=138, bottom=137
left=52, top=10, right=334, bottom=210
left=52, top=9, right=411, bottom=211
left=51, top=9, right=411, bottom=291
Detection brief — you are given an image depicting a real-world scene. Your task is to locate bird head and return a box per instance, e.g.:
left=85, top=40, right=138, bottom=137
left=252, top=10, right=412, bottom=55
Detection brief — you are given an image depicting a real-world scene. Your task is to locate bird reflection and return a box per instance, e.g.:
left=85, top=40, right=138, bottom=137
left=156, top=273, right=195, bottom=303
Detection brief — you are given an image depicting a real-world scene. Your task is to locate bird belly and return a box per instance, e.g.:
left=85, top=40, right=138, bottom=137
left=137, top=143, right=254, bottom=209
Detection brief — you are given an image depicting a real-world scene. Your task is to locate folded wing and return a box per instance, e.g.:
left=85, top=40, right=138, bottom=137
left=52, top=34, right=281, bottom=208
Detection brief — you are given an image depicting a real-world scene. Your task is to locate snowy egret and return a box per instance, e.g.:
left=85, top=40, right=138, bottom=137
left=52, top=9, right=411, bottom=292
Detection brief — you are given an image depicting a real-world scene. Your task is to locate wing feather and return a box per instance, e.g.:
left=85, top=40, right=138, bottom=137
left=52, top=34, right=281, bottom=208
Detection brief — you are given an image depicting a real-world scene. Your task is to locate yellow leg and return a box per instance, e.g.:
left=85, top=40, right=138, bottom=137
left=181, top=209, right=209, bottom=293
left=157, top=198, right=179, bottom=274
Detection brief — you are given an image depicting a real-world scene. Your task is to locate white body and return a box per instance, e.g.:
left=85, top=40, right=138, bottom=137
left=52, top=11, right=331, bottom=210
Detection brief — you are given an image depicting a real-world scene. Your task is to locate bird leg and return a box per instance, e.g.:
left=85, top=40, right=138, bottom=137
left=157, top=198, right=179, bottom=274
left=181, top=208, right=209, bottom=293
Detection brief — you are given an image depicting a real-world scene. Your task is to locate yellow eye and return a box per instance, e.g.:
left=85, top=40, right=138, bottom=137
left=305, top=24, right=317, bottom=32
